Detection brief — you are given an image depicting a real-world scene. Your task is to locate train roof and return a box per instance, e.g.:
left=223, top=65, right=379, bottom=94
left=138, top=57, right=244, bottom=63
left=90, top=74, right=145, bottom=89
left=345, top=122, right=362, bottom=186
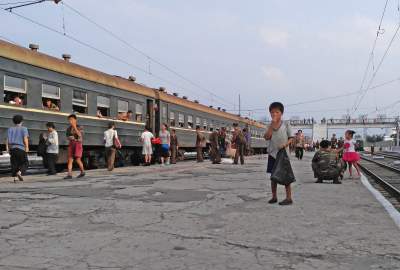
left=0, top=40, right=266, bottom=129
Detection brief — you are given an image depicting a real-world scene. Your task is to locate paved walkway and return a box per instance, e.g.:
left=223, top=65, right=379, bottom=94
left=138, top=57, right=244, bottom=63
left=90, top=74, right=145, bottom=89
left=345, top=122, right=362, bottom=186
left=0, top=153, right=399, bottom=269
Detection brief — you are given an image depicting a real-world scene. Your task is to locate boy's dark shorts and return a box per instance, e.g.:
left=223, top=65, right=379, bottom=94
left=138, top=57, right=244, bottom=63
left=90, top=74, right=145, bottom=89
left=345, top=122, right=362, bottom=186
left=267, top=155, right=276, bottom=174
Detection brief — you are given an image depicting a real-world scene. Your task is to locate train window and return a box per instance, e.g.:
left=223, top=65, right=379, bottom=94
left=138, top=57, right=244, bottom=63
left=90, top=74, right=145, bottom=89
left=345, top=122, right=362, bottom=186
left=195, top=117, right=201, bottom=128
left=203, top=119, right=207, bottom=130
left=4, top=75, right=27, bottom=106
left=187, top=115, right=193, bottom=129
left=135, top=103, right=143, bottom=122
left=169, top=112, right=176, bottom=127
left=118, top=100, right=129, bottom=113
left=178, top=113, right=184, bottom=128
left=72, top=90, right=87, bottom=114
left=162, top=106, right=167, bottom=118
left=209, top=122, right=214, bottom=132
left=97, top=96, right=110, bottom=118
left=42, top=84, right=60, bottom=111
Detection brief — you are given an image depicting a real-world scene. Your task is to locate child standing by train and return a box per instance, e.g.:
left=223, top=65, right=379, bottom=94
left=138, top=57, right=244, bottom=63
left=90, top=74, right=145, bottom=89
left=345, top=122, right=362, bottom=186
left=64, top=114, right=85, bottom=179
left=340, top=130, right=361, bottom=179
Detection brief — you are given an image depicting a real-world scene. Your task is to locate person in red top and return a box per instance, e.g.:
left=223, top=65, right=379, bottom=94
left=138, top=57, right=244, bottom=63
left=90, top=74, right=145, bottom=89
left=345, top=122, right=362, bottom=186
left=64, top=114, right=85, bottom=179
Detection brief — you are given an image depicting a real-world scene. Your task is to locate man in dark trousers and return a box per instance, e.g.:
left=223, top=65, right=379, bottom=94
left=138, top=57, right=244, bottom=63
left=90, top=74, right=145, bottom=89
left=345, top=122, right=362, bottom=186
left=232, top=123, right=245, bottom=165
left=170, top=129, right=179, bottom=164
left=196, top=126, right=205, bottom=162
left=209, top=129, right=221, bottom=164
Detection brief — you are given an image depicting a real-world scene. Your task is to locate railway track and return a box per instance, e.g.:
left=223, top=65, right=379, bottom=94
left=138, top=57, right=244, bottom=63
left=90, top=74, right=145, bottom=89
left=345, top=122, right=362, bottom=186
left=359, top=154, right=400, bottom=206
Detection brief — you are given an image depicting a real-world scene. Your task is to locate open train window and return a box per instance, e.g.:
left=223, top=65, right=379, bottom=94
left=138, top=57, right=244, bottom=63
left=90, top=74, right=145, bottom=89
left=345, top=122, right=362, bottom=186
left=97, top=96, right=110, bottom=118
left=72, top=90, right=87, bottom=114
left=4, top=75, right=27, bottom=106
left=117, top=100, right=132, bottom=121
left=195, top=117, right=201, bottom=129
left=178, top=113, right=184, bottom=128
left=209, top=122, right=214, bottom=132
left=169, top=111, right=176, bottom=127
left=162, top=106, right=167, bottom=119
left=42, top=84, right=60, bottom=111
left=187, top=115, right=193, bottom=129
left=203, top=119, right=207, bottom=130
left=135, top=103, right=143, bottom=122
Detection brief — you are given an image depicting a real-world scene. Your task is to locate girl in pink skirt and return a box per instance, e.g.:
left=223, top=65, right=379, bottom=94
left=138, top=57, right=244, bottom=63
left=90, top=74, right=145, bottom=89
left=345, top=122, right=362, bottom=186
left=341, top=130, right=361, bottom=178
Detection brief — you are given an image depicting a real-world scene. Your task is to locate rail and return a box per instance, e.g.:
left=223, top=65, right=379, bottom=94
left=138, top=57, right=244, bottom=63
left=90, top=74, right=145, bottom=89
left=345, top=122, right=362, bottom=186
left=359, top=155, right=400, bottom=200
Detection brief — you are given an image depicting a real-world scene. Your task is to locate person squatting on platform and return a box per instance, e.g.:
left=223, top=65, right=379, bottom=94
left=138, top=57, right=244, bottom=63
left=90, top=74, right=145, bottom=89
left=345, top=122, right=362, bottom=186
left=264, top=102, right=295, bottom=206
left=311, top=140, right=344, bottom=184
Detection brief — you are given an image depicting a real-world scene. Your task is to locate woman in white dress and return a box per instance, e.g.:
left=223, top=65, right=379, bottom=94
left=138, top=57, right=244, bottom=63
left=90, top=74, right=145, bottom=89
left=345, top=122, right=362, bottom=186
left=141, top=126, right=154, bottom=166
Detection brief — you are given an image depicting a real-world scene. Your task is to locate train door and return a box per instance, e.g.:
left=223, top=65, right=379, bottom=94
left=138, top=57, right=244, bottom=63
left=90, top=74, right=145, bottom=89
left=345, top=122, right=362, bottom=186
left=155, top=100, right=161, bottom=136
left=146, top=99, right=154, bottom=134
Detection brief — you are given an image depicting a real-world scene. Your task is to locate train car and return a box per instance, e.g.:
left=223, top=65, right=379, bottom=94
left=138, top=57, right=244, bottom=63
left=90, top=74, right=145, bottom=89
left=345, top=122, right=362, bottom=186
left=0, top=39, right=266, bottom=167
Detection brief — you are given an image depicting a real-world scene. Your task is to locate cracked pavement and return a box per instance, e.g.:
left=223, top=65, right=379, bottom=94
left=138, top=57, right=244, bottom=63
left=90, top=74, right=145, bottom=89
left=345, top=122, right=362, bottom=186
left=0, top=153, right=400, bottom=270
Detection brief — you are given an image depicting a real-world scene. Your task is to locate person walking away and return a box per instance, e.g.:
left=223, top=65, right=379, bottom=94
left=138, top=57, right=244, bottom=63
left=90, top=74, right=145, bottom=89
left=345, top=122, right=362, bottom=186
left=232, top=123, right=245, bottom=165
left=6, top=115, right=29, bottom=182
left=218, top=127, right=227, bottom=158
left=264, top=102, right=295, bottom=205
left=294, top=130, right=305, bottom=160
left=338, top=130, right=361, bottom=179
left=170, top=129, right=179, bottom=164
left=104, top=122, right=120, bottom=171
left=45, top=122, right=58, bottom=175
left=330, top=134, right=338, bottom=149
left=209, top=129, right=221, bottom=164
left=196, top=127, right=205, bottom=162
left=141, top=126, right=154, bottom=166
left=64, top=114, right=85, bottom=179
left=311, top=140, right=343, bottom=184
left=243, top=128, right=251, bottom=156
left=159, top=123, right=170, bottom=166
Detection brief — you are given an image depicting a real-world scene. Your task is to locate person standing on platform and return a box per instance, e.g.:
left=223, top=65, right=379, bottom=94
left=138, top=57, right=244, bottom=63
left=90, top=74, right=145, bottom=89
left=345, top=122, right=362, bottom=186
left=64, top=114, right=85, bottom=179
left=196, top=126, right=205, bottom=162
left=232, top=123, right=245, bottom=165
left=294, top=130, right=305, bottom=160
left=45, top=122, right=59, bottom=175
left=170, top=129, right=179, bottom=164
left=264, top=102, right=295, bottom=206
left=218, top=127, right=227, bottom=158
left=339, top=130, right=361, bottom=179
left=209, top=129, right=221, bottom=164
left=159, top=123, right=170, bottom=166
left=141, top=126, right=154, bottom=166
left=6, top=115, right=29, bottom=182
left=104, top=122, right=120, bottom=171
left=243, top=128, right=251, bottom=156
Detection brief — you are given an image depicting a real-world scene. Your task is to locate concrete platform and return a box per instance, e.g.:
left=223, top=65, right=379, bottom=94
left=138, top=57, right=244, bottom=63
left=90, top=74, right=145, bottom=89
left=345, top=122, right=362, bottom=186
left=0, top=153, right=399, bottom=269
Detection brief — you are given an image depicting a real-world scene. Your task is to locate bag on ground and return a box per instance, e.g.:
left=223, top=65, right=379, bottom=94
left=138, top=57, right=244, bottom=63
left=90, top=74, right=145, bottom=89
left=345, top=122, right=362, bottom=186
left=271, top=148, right=296, bottom=185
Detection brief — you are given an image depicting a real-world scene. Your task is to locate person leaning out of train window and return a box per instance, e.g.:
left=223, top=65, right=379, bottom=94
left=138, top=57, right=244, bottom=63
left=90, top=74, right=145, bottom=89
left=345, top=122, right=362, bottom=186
left=97, top=110, right=104, bottom=118
left=159, top=123, right=171, bottom=166
left=118, top=110, right=133, bottom=121
left=64, top=114, right=85, bottom=179
left=9, top=96, right=23, bottom=106
left=104, top=122, right=120, bottom=171
left=45, top=122, right=59, bottom=176
left=44, top=99, right=59, bottom=111
left=6, top=114, right=29, bottom=182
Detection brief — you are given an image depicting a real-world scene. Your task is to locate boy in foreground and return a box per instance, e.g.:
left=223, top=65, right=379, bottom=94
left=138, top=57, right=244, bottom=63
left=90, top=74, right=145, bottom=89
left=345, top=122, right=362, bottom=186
left=264, top=102, right=295, bottom=205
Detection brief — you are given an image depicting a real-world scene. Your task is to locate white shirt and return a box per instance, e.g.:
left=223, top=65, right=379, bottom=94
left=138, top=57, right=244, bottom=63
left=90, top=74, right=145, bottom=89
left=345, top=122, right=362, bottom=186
left=104, top=129, right=118, bottom=148
left=141, top=131, right=154, bottom=146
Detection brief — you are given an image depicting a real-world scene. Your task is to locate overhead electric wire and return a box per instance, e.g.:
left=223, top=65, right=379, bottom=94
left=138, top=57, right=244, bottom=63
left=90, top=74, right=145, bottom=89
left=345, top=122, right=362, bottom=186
left=352, top=0, right=389, bottom=112
left=1, top=8, right=234, bottom=108
left=0, top=0, right=36, bottom=5
left=228, top=76, right=400, bottom=113
left=61, top=1, right=235, bottom=107
left=353, top=22, right=400, bottom=114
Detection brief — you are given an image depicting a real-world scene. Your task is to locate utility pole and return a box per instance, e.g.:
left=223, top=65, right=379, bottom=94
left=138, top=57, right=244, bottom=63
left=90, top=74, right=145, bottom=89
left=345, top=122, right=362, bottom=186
left=238, top=94, right=241, bottom=117
left=397, top=117, right=400, bottom=147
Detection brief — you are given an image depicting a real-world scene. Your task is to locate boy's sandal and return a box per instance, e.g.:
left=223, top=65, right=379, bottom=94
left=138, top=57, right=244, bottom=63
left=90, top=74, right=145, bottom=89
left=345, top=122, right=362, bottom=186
left=279, top=199, right=293, bottom=205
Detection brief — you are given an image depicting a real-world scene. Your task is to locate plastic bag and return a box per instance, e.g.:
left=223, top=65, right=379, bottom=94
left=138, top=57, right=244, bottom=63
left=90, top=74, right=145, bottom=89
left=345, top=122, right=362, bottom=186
left=271, top=149, right=296, bottom=186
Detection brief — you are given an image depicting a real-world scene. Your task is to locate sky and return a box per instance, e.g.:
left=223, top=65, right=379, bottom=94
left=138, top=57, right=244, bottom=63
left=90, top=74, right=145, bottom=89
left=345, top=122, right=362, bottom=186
left=1, top=0, right=400, bottom=123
